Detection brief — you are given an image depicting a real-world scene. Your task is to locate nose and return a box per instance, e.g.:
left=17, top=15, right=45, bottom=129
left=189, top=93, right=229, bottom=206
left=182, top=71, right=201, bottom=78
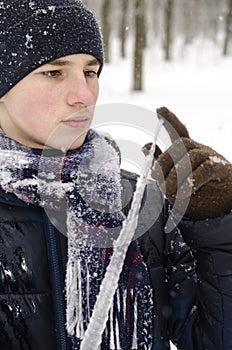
left=66, top=74, right=98, bottom=107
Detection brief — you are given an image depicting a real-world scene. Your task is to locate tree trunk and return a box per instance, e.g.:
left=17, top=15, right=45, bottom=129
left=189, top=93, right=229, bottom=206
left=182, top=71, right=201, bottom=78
left=163, top=0, right=174, bottom=61
left=133, top=0, right=146, bottom=91
left=102, top=0, right=112, bottom=63
left=223, top=0, right=232, bottom=55
left=120, top=0, right=129, bottom=58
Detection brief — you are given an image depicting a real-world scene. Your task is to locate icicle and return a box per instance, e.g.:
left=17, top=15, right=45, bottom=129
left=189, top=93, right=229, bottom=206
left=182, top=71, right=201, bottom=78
left=79, top=119, right=163, bottom=350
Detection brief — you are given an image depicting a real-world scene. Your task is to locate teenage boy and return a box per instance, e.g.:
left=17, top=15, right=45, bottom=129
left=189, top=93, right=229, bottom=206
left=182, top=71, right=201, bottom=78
left=0, top=1, right=231, bottom=350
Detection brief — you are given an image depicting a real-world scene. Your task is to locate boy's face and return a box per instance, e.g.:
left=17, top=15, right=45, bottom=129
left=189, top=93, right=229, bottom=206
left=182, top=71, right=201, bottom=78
left=0, top=54, right=100, bottom=150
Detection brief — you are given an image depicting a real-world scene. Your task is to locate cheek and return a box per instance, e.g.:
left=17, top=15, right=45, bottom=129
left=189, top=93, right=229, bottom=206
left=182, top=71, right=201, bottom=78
left=18, top=90, right=58, bottom=124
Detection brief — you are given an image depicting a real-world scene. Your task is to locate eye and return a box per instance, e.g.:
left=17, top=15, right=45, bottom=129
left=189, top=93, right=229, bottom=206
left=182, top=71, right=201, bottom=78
left=84, top=70, right=98, bottom=78
left=43, top=70, right=62, bottom=78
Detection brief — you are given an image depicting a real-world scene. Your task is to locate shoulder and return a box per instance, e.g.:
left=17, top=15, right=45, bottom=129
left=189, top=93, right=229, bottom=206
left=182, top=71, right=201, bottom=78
left=120, top=168, right=138, bottom=185
left=120, top=168, right=164, bottom=205
left=120, top=168, right=166, bottom=239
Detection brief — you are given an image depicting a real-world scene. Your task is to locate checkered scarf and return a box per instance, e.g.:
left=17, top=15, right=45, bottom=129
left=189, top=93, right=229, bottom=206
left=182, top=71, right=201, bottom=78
left=0, top=129, right=153, bottom=349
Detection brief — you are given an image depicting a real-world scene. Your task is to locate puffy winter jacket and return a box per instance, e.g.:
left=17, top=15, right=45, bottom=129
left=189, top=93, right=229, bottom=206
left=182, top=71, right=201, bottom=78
left=0, top=168, right=231, bottom=350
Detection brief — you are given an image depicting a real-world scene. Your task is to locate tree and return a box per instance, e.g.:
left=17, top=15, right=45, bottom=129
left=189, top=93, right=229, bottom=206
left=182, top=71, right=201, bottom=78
left=163, top=0, right=174, bottom=60
left=133, top=0, right=146, bottom=91
left=101, top=0, right=112, bottom=63
left=223, top=0, right=232, bottom=55
left=120, top=0, right=129, bottom=58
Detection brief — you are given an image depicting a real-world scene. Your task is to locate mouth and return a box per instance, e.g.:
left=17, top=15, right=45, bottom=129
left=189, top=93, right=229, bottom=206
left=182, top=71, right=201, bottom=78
left=62, top=114, right=91, bottom=129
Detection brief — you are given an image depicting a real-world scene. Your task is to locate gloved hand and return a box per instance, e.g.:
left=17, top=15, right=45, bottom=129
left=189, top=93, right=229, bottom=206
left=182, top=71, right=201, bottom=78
left=143, top=107, right=232, bottom=220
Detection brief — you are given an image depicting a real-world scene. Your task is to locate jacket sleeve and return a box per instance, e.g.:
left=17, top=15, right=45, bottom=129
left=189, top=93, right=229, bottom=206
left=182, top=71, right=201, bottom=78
left=137, top=188, right=200, bottom=349
left=121, top=169, right=232, bottom=349
left=171, top=211, right=232, bottom=349
left=161, top=207, right=199, bottom=349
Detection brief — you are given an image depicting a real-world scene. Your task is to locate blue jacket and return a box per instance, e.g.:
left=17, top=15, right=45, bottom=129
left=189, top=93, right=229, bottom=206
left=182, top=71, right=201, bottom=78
left=0, top=168, right=231, bottom=350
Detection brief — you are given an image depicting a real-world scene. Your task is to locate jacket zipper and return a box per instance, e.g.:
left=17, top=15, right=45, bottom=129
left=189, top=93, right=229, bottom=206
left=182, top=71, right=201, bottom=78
left=45, top=215, right=69, bottom=350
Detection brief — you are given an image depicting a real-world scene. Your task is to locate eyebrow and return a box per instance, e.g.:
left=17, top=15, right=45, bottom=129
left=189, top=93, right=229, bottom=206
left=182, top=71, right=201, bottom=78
left=47, top=57, right=100, bottom=67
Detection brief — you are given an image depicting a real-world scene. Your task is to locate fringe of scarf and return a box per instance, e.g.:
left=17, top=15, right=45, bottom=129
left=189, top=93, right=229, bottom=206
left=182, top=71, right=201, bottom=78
left=0, top=129, right=153, bottom=349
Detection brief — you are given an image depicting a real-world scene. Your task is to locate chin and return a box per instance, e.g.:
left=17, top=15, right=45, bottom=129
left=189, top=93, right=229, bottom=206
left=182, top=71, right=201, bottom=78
left=67, top=134, right=87, bottom=151
left=44, top=130, right=88, bottom=151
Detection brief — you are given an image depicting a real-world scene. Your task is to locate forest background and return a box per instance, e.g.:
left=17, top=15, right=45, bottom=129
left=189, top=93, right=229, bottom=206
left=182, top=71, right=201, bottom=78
left=83, top=0, right=232, bottom=169
left=84, top=0, right=232, bottom=90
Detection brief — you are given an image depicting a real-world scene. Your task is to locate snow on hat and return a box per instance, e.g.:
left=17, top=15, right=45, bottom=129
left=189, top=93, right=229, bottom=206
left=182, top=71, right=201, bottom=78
left=0, top=0, right=104, bottom=97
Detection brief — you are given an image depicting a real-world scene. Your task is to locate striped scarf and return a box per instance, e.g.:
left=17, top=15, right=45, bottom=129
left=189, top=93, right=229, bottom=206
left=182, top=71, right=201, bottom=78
left=0, top=129, right=153, bottom=349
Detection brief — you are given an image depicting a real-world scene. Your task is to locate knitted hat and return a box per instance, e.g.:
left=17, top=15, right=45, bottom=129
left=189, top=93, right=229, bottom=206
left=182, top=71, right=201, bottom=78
left=0, top=0, right=104, bottom=97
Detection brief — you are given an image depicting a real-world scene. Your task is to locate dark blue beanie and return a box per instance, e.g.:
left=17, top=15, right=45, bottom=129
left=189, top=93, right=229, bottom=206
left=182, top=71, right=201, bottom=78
left=0, top=0, right=104, bottom=97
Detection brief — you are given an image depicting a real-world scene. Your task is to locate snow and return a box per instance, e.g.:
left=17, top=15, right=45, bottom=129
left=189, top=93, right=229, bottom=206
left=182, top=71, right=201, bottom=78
left=209, top=155, right=229, bottom=165
left=96, top=37, right=232, bottom=350
left=97, top=38, right=232, bottom=172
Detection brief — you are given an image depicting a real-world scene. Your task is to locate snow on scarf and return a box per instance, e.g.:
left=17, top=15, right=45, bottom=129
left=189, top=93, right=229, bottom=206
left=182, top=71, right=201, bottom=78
left=0, top=129, right=153, bottom=349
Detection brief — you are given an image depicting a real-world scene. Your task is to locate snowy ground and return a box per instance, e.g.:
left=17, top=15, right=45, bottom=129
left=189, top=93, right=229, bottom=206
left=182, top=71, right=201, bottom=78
left=96, top=38, right=232, bottom=350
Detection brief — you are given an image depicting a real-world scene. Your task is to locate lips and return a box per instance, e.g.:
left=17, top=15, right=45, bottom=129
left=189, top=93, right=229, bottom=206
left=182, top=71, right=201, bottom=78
left=62, top=114, right=91, bottom=129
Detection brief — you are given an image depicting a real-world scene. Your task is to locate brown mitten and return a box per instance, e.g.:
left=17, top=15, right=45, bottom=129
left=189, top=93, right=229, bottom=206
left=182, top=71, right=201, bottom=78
left=144, top=107, right=232, bottom=220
